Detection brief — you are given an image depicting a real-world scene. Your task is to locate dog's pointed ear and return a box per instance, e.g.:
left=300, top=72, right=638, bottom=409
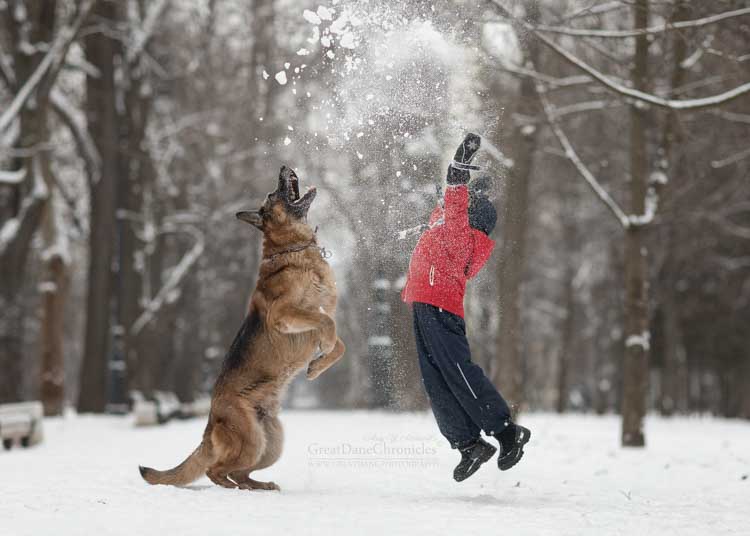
left=236, top=210, right=263, bottom=230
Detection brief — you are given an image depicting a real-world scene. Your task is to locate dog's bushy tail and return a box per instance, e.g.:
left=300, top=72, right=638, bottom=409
left=139, top=443, right=212, bottom=487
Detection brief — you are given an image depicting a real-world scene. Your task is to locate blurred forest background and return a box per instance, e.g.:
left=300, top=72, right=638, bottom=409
left=1, top=0, right=748, bottom=445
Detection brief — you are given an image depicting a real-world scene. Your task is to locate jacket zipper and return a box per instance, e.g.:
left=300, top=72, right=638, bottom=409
left=429, top=265, right=435, bottom=286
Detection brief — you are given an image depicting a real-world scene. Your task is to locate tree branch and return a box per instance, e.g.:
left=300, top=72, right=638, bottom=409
left=711, top=146, right=750, bottom=169
left=130, top=225, right=205, bottom=336
left=486, top=0, right=750, bottom=111
left=536, top=85, right=630, bottom=229
left=50, top=90, right=102, bottom=184
left=126, top=0, right=170, bottom=65
left=0, top=0, right=97, bottom=134
left=534, top=6, right=750, bottom=38
left=0, top=45, right=15, bottom=89
left=555, top=1, right=626, bottom=25
left=0, top=168, right=25, bottom=185
left=0, top=157, right=49, bottom=278
left=712, top=109, right=750, bottom=125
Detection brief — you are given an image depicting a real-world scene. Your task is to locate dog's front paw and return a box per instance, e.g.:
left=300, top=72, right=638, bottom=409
left=306, top=359, right=323, bottom=380
left=319, top=337, right=336, bottom=356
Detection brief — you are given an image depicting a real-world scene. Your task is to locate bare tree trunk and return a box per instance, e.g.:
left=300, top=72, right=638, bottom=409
left=78, top=1, right=120, bottom=413
left=742, top=353, right=750, bottom=420
left=39, top=148, right=69, bottom=416
left=0, top=0, right=57, bottom=403
left=658, top=2, right=690, bottom=417
left=492, top=0, right=540, bottom=413
left=133, top=229, right=165, bottom=397
left=621, top=0, right=650, bottom=447
left=557, top=265, right=575, bottom=414
left=119, top=14, right=156, bottom=395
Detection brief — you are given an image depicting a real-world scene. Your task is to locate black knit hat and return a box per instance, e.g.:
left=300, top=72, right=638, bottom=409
left=469, top=175, right=493, bottom=198
left=469, top=193, right=497, bottom=236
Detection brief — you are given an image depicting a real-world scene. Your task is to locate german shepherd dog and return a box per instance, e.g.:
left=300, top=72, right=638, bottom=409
left=139, top=166, right=345, bottom=491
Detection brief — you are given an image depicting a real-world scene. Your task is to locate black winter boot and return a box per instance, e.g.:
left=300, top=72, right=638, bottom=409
left=453, top=437, right=497, bottom=482
left=495, top=423, right=531, bottom=471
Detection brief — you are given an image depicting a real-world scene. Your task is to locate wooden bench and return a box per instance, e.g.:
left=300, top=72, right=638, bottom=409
left=132, top=391, right=177, bottom=426
left=0, top=401, right=43, bottom=450
left=132, top=391, right=212, bottom=426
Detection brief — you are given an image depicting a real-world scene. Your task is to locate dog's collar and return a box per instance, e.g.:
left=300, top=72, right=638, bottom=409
left=263, top=241, right=331, bottom=263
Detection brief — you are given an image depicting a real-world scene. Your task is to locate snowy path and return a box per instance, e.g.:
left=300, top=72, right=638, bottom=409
left=1, top=412, right=748, bottom=535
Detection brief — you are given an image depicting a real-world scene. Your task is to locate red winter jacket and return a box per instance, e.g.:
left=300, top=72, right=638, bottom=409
left=401, top=185, right=495, bottom=318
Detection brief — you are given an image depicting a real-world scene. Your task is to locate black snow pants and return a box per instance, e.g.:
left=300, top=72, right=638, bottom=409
left=413, top=302, right=511, bottom=448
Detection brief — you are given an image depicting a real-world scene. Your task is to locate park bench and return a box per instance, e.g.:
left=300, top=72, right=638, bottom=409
left=0, top=401, right=43, bottom=450
left=132, top=391, right=210, bottom=426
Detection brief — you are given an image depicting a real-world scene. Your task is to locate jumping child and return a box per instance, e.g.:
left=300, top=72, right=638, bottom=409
left=401, top=133, right=531, bottom=482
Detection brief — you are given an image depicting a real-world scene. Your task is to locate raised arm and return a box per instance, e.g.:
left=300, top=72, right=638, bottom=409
left=444, top=133, right=481, bottom=229
left=444, top=184, right=469, bottom=228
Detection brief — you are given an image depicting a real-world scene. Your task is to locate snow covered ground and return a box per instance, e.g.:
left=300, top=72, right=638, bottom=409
left=1, top=411, right=748, bottom=535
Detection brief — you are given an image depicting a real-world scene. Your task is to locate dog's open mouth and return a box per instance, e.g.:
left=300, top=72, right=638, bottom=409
left=289, top=173, right=301, bottom=201
left=278, top=166, right=317, bottom=214
left=288, top=172, right=316, bottom=205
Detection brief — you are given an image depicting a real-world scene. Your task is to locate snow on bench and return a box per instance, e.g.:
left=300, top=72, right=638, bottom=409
left=132, top=391, right=210, bottom=426
left=0, top=401, right=43, bottom=450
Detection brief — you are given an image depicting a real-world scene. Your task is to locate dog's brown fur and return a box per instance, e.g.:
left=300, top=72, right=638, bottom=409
left=139, top=166, right=345, bottom=491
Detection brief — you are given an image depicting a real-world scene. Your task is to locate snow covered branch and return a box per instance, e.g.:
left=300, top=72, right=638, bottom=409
left=534, top=6, right=750, bottom=38
left=549, top=99, right=622, bottom=119
left=486, top=0, right=750, bottom=111
left=712, top=109, right=750, bottom=126
left=555, top=1, right=625, bottom=24
left=536, top=85, right=631, bottom=229
left=0, top=0, right=96, bottom=134
left=711, top=146, right=750, bottom=169
left=625, top=332, right=650, bottom=352
left=130, top=225, right=205, bottom=336
left=715, top=256, right=750, bottom=271
left=628, top=173, right=663, bottom=228
left=707, top=213, right=750, bottom=241
left=0, top=47, right=15, bottom=88
left=0, top=158, right=48, bottom=263
left=487, top=57, right=592, bottom=89
left=126, top=0, right=170, bottom=65
left=50, top=90, right=101, bottom=184
left=533, top=30, right=750, bottom=111
left=0, top=168, right=25, bottom=185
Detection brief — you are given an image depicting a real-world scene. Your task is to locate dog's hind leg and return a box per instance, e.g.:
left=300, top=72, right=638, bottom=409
left=254, top=415, right=284, bottom=470
left=234, top=476, right=281, bottom=491
left=207, top=469, right=238, bottom=488
left=231, top=415, right=284, bottom=491
left=208, top=409, right=265, bottom=489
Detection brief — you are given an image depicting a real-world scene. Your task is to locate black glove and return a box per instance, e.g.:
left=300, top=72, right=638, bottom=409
left=447, top=133, right=482, bottom=185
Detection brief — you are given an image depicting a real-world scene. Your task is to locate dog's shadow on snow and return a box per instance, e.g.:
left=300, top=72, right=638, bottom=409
left=182, top=484, right=214, bottom=491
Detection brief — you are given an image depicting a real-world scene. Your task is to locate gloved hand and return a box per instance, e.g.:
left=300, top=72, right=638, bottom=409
left=447, top=133, right=482, bottom=185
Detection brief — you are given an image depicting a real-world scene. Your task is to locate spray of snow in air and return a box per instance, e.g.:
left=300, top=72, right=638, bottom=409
left=261, top=0, right=521, bottom=173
